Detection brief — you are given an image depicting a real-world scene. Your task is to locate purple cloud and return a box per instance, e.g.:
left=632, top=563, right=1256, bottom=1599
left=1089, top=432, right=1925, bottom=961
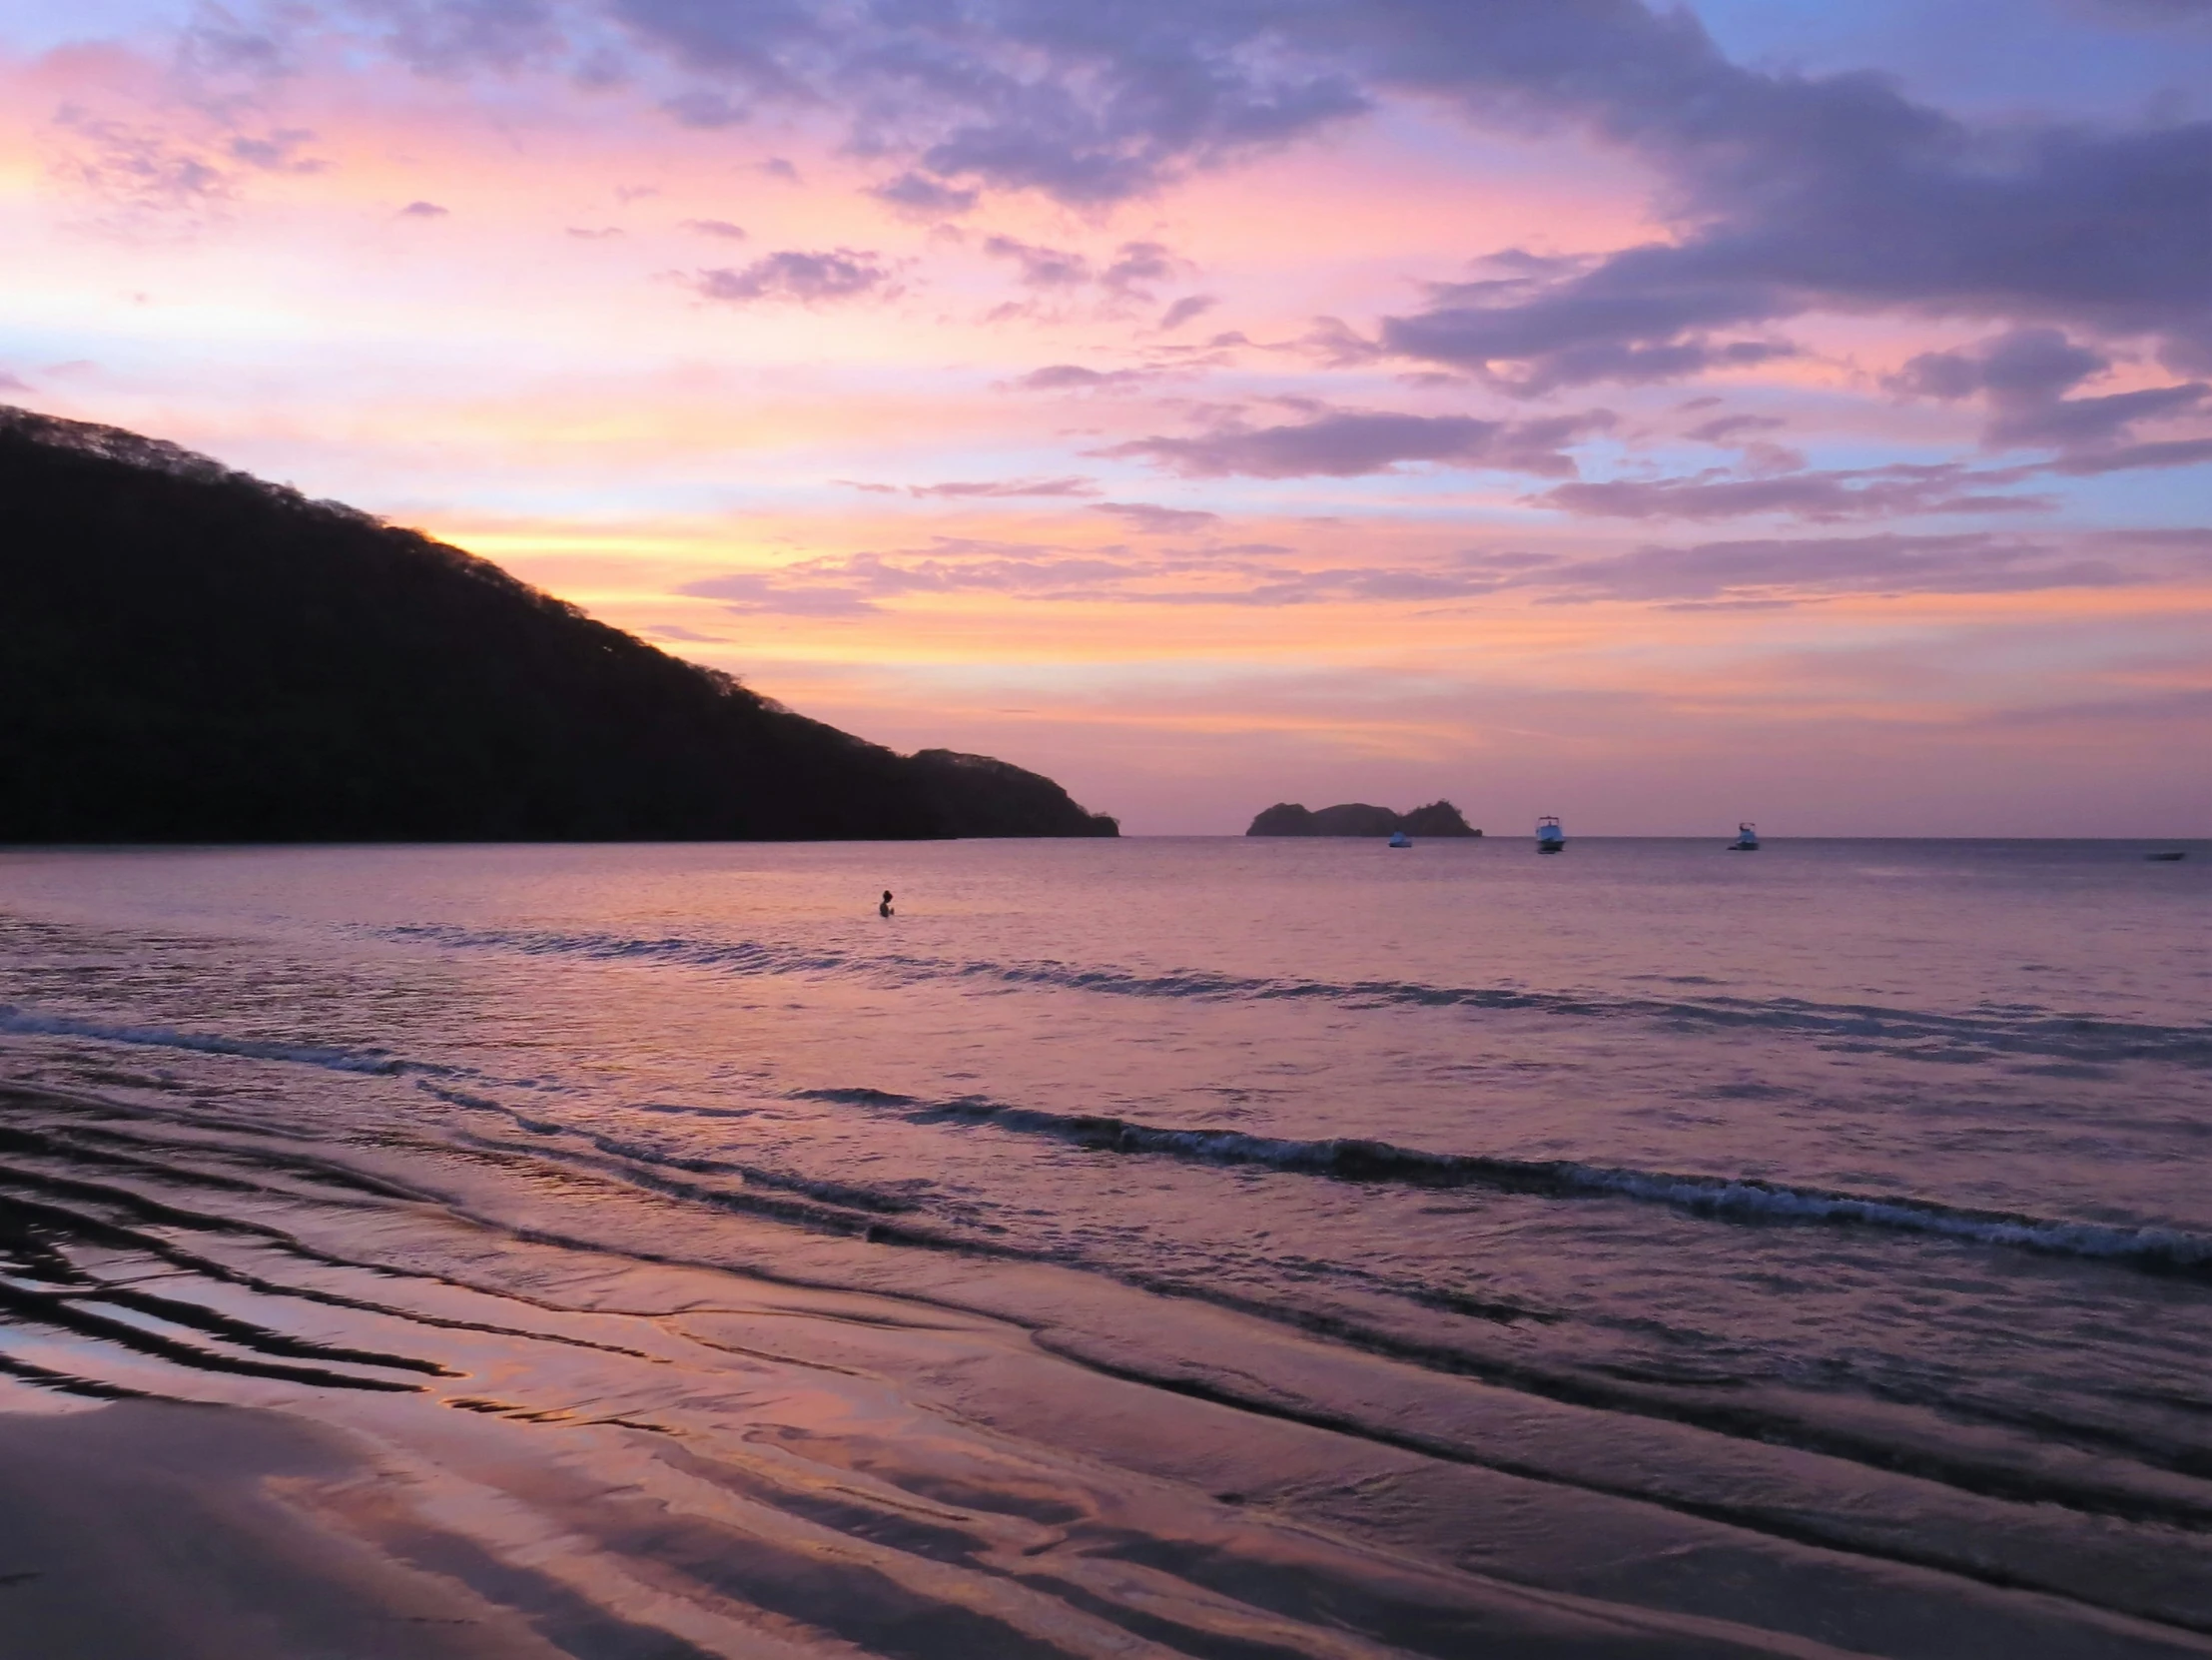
left=1536, top=463, right=2052, bottom=522
left=662, top=520, right=2193, bottom=615
left=228, top=128, right=325, bottom=174
left=692, top=249, right=896, bottom=304
left=869, top=172, right=979, bottom=217
left=677, top=572, right=882, bottom=616
left=978, top=237, right=1194, bottom=306
left=1100, top=242, right=1184, bottom=295
left=681, top=218, right=747, bottom=239
left=905, top=476, right=1099, bottom=498
left=1519, top=532, right=2147, bottom=603
left=1684, top=414, right=1786, bottom=444
left=1890, top=328, right=2209, bottom=459
left=369, top=0, right=560, bottom=75
left=1359, top=10, right=2212, bottom=386
left=662, top=90, right=747, bottom=129
left=1010, top=365, right=1154, bottom=392
left=1378, top=256, right=1796, bottom=394
left=1158, top=295, right=1218, bottom=332
left=1099, top=408, right=1608, bottom=478
left=2045, top=436, right=2212, bottom=473
left=682, top=543, right=1147, bottom=611
left=1091, top=501, right=1221, bottom=532
left=984, top=235, right=1093, bottom=289
left=48, top=106, right=241, bottom=216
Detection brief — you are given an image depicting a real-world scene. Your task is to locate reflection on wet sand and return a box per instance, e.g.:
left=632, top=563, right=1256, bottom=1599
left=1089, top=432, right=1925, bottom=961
left=4, top=1079, right=2210, bottom=1659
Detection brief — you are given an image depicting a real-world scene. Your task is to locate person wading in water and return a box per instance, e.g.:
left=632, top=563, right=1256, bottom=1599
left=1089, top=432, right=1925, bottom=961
left=879, top=890, right=894, bottom=918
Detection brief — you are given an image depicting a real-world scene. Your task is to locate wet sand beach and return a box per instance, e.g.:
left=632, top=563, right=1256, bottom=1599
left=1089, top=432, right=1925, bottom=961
left=0, top=1398, right=567, bottom=1660
left=3, top=1067, right=2209, bottom=1658
left=0, top=1081, right=1881, bottom=1660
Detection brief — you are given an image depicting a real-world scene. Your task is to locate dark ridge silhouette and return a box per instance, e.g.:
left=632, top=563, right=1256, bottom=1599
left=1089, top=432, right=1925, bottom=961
left=0, top=408, right=1116, bottom=843
left=1398, top=802, right=1480, bottom=837
left=908, top=750, right=1118, bottom=837
left=1247, top=801, right=1479, bottom=837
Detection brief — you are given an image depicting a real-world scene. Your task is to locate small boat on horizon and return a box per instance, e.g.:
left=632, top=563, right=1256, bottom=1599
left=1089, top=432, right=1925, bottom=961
left=1536, top=815, right=1565, bottom=854
left=1388, top=830, right=1412, bottom=848
left=1729, top=822, right=1760, bottom=851
left=2147, top=849, right=2187, bottom=861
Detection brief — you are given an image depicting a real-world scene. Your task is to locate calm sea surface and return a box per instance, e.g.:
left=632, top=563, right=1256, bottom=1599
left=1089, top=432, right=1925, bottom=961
left=2, top=837, right=2208, bottom=1657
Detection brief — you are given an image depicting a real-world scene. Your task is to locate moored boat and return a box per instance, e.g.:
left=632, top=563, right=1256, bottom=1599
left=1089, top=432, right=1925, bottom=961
left=1387, top=830, right=1412, bottom=848
left=1729, top=822, right=1760, bottom=851
left=1536, top=815, right=1565, bottom=853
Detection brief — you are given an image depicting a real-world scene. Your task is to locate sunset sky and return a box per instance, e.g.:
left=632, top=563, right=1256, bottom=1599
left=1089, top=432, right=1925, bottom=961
left=4, top=0, right=2208, bottom=833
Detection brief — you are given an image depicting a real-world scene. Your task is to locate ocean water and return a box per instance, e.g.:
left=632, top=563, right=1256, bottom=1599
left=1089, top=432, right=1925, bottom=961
left=1, top=837, right=2208, bottom=1658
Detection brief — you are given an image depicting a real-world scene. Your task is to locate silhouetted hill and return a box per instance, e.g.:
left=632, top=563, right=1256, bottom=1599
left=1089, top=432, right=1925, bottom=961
left=1246, top=801, right=1478, bottom=836
left=0, top=408, right=1116, bottom=843
left=909, top=751, right=1117, bottom=837
left=1399, top=802, right=1479, bottom=836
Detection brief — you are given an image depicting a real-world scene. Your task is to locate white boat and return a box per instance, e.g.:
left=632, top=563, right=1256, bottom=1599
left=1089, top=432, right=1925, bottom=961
left=1729, top=822, right=1760, bottom=851
left=1536, top=815, right=1564, bottom=853
left=1387, top=831, right=1412, bottom=848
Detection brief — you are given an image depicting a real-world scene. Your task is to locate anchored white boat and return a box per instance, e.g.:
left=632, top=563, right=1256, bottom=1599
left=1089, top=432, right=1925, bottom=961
left=1387, top=830, right=1412, bottom=848
left=1729, top=822, right=1760, bottom=851
left=1536, top=815, right=1565, bottom=853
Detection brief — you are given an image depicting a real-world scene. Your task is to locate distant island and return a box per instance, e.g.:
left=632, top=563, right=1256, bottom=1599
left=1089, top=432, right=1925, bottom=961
left=0, top=408, right=1115, bottom=842
left=1247, top=801, right=1480, bottom=837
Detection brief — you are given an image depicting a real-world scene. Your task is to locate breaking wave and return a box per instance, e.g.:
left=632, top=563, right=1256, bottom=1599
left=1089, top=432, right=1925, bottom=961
left=0, top=1003, right=430, bottom=1076
left=382, top=925, right=2212, bottom=1070
left=796, top=1089, right=2212, bottom=1276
